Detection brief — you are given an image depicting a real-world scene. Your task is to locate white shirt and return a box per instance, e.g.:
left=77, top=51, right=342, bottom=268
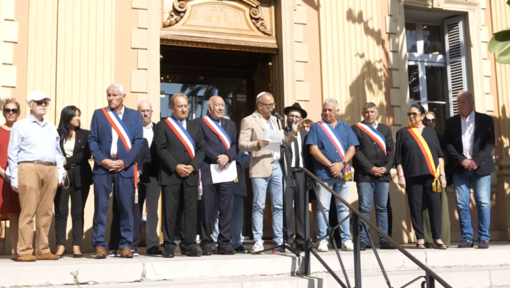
left=291, top=130, right=302, bottom=168
left=180, top=119, right=187, bottom=130
left=143, top=122, right=154, bottom=148
left=110, top=105, right=125, bottom=155
left=258, top=113, right=280, bottom=161
left=461, top=110, right=475, bottom=159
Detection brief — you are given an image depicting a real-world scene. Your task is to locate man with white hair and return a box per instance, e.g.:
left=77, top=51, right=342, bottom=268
left=7, top=91, right=66, bottom=261
left=88, top=83, right=143, bottom=259
left=306, top=98, right=359, bottom=252
left=238, top=92, right=300, bottom=253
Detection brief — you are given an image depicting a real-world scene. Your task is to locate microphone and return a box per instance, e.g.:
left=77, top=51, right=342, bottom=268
left=272, top=111, right=284, bottom=121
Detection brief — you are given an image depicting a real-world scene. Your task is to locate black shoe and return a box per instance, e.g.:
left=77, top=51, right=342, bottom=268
left=380, top=241, right=396, bottom=250
left=218, top=246, right=236, bottom=255
left=478, top=240, right=490, bottom=249
left=162, top=250, right=175, bottom=258
left=211, top=246, right=218, bottom=254
left=433, top=240, right=447, bottom=250
left=202, top=249, right=212, bottom=256
left=73, top=253, right=83, bottom=258
left=184, top=246, right=201, bottom=257
left=146, top=246, right=163, bottom=256
left=234, top=245, right=247, bottom=253
left=458, top=239, right=474, bottom=248
left=360, top=241, right=367, bottom=251
left=425, top=243, right=433, bottom=249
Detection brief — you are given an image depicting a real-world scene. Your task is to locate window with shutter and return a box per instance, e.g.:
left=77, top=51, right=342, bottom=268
left=444, top=16, right=468, bottom=116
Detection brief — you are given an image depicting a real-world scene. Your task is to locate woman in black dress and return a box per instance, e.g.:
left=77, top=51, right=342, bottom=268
left=54, top=106, right=92, bottom=257
left=395, top=104, right=447, bottom=249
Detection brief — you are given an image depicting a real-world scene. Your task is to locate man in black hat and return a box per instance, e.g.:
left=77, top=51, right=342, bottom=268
left=283, top=102, right=310, bottom=251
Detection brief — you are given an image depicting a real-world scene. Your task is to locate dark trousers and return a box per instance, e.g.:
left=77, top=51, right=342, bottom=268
left=406, top=175, right=442, bottom=240
left=161, top=181, right=198, bottom=252
left=54, top=184, right=90, bottom=246
left=387, top=193, right=393, bottom=237
left=109, top=193, right=141, bottom=251
left=284, top=170, right=308, bottom=247
left=200, top=182, right=234, bottom=250
left=92, top=173, right=134, bottom=249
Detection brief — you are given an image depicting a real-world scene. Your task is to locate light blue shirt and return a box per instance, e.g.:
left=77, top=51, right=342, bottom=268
left=7, top=114, right=66, bottom=186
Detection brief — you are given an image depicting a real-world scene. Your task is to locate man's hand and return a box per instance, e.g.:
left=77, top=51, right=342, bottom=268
left=63, top=158, right=67, bottom=166
left=12, top=185, right=18, bottom=193
left=398, top=177, right=406, bottom=189
left=110, top=160, right=126, bottom=173
left=0, top=169, right=7, bottom=181
left=217, top=155, right=229, bottom=167
left=461, top=159, right=472, bottom=169
left=175, top=164, right=190, bottom=177
left=100, top=159, right=114, bottom=170
left=58, top=178, right=65, bottom=187
left=291, top=120, right=302, bottom=134
left=468, top=161, right=478, bottom=170
left=329, top=162, right=344, bottom=178
left=369, top=167, right=380, bottom=176
left=184, top=165, right=195, bottom=174
left=257, top=139, right=269, bottom=149
left=440, top=176, right=447, bottom=189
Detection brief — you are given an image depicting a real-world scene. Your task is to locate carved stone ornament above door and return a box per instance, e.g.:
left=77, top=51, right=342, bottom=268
left=161, top=0, right=277, bottom=53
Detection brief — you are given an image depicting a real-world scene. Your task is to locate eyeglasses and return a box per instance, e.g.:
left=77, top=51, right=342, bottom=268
left=425, top=118, right=436, bottom=122
left=407, top=112, right=421, bottom=116
left=3, top=108, right=18, bottom=114
left=34, top=100, right=49, bottom=106
left=261, top=103, right=275, bottom=108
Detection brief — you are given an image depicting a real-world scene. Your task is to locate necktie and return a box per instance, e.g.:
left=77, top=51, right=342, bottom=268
left=293, top=137, right=301, bottom=167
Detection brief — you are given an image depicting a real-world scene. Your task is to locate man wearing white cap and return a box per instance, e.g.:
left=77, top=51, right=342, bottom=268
left=238, top=92, right=300, bottom=253
left=7, top=91, right=66, bottom=261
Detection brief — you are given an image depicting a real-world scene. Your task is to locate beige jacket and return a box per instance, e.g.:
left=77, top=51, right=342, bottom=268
left=239, top=111, right=296, bottom=178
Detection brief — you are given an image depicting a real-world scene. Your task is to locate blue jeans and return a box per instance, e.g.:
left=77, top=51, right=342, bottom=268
left=251, top=162, right=283, bottom=243
left=212, top=195, right=244, bottom=248
left=357, top=181, right=389, bottom=244
left=453, top=171, right=491, bottom=242
left=316, top=178, right=351, bottom=243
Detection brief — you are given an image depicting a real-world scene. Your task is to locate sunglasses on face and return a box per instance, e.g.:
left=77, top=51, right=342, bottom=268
left=35, top=100, right=49, bottom=106
left=407, top=112, right=421, bottom=116
left=4, top=108, right=18, bottom=114
left=425, top=118, right=436, bottom=122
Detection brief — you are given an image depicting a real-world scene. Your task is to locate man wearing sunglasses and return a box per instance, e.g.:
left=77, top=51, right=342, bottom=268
left=7, top=91, right=66, bottom=261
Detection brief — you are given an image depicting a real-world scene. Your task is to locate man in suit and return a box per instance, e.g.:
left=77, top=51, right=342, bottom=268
left=444, top=91, right=495, bottom=249
left=156, top=93, right=205, bottom=258
left=238, top=92, right=300, bottom=253
left=88, top=83, right=143, bottom=259
left=351, top=102, right=395, bottom=250
left=137, top=100, right=162, bottom=255
left=282, top=102, right=310, bottom=251
left=195, top=96, right=238, bottom=255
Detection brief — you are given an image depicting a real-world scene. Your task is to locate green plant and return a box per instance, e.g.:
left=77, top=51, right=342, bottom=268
left=488, top=1, right=510, bottom=64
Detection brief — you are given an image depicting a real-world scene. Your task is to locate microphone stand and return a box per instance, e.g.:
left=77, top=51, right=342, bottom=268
left=255, top=112, right=300, bottom=258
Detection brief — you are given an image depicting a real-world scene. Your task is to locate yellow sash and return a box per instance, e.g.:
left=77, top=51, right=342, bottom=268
left=407, top=126, right=441, bottom=192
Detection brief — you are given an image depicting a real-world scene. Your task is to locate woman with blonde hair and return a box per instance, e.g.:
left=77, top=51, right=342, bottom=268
left=0, top=98, right=21, bottom=259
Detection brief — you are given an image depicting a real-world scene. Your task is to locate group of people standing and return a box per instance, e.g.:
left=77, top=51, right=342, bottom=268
left=0, top=85, right=494, bottom=262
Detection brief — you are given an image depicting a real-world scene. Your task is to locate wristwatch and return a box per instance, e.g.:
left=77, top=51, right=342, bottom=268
left=342, top=161, right=347, bottom=166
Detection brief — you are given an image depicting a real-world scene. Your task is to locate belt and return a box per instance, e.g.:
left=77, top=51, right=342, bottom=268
left=19, top=160, right=56, bottom=166
left=111, top=154, right=118, bottom=159
left=291, top=167, right=304, bottom=173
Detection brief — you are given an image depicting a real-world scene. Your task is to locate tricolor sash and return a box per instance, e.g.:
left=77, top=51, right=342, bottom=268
left=355, top=122, right=387, bottom=155
left=202, top=115, right=231, bottom=150
left=102, top=107, right=139, bottom=202
left=317, top=120, right=352, bottom=181
left=165, top=117, right=196, bottom=159
left=407, top=126, right=441, bottom=192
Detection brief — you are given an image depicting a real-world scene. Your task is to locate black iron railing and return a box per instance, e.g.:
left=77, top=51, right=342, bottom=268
left=303, top=168, right=451, bottom=288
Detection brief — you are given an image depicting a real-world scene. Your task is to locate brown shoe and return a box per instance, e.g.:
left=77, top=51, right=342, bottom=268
left=120, top=247, right=133, bottom=258
left=35, top=252, right=60, bottom=260
left=95, top=246, right=107, bottom=259
left=16, top=254, right=36, bottom=262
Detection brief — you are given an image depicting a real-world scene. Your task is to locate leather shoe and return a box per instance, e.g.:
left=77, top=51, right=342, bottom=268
left=234, top=245, right=247, bottom=253
left=458, top=239, right=474, bottom=248
left=35, top=252, right=60, bottom=260
left=16, top=254, right=36, bottom=262
left=95, top=247, right=107, bottom=259
left=478, top=240, right=490, bottom=249
left=218, top=246, right=235, bottom=255
left=120, top=247, right=133, bottom=258
left=380, top=241, right=396, bottom=250
left=162, top=250, right=175, bottom=258
left=202, top=249, right=212, bottom=256
left=184, top=246, right=201, bottom=257
left=360, top=241, right=367, bottom=251
left=146, top=246, right=163, bottom=256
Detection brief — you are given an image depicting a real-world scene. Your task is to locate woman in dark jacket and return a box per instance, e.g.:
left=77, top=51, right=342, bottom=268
left=54, top=106, right=92, bottom=258
left=395, top=104, right=447, bottom=249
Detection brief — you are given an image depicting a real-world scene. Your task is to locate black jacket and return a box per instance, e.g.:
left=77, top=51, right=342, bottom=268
left=138, top=123, right=159, bottom=183
left=156, top=119, right=205, bottom=186
left=444, top=112, right=496, bottom=176
left=351, top=123, right=394, bottom=182
left=60, top=129, right=93, bottom=188
left=136, top=139, right=151, bottom=183
left=283, top=127, right=312, bottom=180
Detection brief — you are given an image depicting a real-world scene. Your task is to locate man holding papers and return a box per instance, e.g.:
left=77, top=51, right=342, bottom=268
left=156, top=93, right=205, bottom=258
left=195, top=96, right=238, bottom=255
left=307, top=98, right=359, bottom=252
left=239, top=92, right=300, bottom=253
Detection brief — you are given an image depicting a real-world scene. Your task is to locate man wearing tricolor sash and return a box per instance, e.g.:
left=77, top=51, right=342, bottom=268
left=156, top=93, right=205, bottom=258
left=195, top=96, right=238, bottom=255
left=88, top=84, right=143, bottom=259
left=306, top=98, right=359, bottom=252
left=351, top=103, right=395, bottom=250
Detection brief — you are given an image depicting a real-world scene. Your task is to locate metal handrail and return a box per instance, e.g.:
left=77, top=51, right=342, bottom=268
left=304, top=168, right=452, bottom=288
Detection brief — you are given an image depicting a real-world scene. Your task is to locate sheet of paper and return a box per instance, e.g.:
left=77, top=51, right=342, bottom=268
left=261, top=130, right=283, bottom=153
left=211, top=161, right=238, bottom=184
